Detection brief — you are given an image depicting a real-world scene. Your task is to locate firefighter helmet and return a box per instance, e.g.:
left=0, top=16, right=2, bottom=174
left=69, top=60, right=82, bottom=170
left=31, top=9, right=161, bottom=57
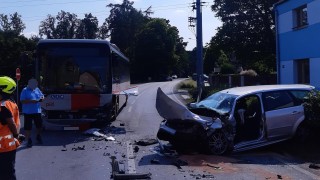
left=0, top=76, right=16, bottom=94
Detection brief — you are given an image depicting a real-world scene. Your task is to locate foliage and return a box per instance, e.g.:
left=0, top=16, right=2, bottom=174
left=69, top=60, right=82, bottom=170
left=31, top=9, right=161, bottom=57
left=105, top=0, right=148, bottom=56
left=220, top=63, right=235, bottom=74
left=210, top=0, right=277, bottom=74
left=134, top=18, right=179, bottom=81
left=105, top=1, right=189, bottom=81
left=39, top=11, right=101, bottom=39
left=0, top=12, right=26, bottom=35
left=203, top=44, right=219, bottom=74
left=76, top=13, right=99, bottom=39
left=216, top=50, right=228, bottom=67
left=187, top=48, right=197, bottom=74
left=0, top=31, right=36, bottom=85
left=178, top=79, right=196, bottom=89
left=303, top=90, right=320, bottom=128
left=217, top=50, right=236, bottom=74
left=173, top=37, right=189, bottom=77
left=252, top=54, right=276, bottom=74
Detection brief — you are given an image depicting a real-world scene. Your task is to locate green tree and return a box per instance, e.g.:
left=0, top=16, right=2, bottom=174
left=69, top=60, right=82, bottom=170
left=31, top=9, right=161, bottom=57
left=55, top=11, right=78, bottom=39
left=0, top=31, right=36, bottom=79
left=174, top=37, right=189, bottom=77
left=97, top=21, right=108, bottom=39
left=134, top=18, right=179, bottom=81
left=105, top=0, right=148, bottom=55
left=0, top=12, right=25, bottom=35
left=211, top=0, right=277, bottom=74
left=217, top=50, right=235, bottom=74
left=203, top=42, right=220, bottom=74
left=39, top=14, right=56, bottom=39
left=76, top=13, right=99, bottom=39
left=187, top=48, right=197, bottom=74
left=39, top=11, right=79, bottom=39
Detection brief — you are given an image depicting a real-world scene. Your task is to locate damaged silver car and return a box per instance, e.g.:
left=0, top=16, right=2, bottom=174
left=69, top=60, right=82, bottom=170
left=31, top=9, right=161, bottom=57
left=156, top=84, right=314, bottom=155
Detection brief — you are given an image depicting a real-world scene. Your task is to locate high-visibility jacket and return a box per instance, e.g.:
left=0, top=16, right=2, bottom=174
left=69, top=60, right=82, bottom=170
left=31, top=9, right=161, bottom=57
left=0, top=100, right=20, bottom=153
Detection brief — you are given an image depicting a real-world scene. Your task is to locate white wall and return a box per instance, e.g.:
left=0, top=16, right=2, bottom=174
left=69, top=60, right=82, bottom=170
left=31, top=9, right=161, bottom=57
left=278, top=11, right=293, bottom=34
left=310, top=58, right=320, bottom=89
left=308, top=0, right=320, bottom=25
left=280, top=61, right=295, bottom=84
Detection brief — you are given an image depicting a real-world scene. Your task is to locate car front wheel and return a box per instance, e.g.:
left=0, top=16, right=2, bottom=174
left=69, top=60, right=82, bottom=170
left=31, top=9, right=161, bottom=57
left=207, top=130, right=229, bottom=155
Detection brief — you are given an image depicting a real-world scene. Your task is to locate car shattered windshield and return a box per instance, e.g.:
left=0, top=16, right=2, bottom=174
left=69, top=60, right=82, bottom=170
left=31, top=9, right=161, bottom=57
left=195, top=92, right=237, bottom=114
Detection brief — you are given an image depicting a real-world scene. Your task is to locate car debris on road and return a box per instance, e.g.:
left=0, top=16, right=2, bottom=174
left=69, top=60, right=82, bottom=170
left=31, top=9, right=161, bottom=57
left=110, top=156, right=151, bottom=180
left=83, top=128, right=116, bottom=141
left=134, top=138, right=158, bottom=146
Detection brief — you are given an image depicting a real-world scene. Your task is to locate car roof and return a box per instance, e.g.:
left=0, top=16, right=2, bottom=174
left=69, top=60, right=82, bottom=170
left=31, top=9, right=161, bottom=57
left=219, top=84, right=314, bottom=96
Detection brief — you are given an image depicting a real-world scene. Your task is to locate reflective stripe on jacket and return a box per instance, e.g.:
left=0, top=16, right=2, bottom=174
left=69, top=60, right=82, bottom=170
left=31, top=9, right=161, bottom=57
left=0, top=134, right=19, bottom=152
left=0, top=100, right=20, bottom=153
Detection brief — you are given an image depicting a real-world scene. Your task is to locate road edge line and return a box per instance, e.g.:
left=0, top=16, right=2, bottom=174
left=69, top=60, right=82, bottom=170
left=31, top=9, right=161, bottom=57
left=126, top=141, right=137, bottom=174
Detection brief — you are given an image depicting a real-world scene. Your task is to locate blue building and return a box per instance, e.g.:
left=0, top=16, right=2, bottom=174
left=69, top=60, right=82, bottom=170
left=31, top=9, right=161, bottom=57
left=274, top=0, right=320, bottom=89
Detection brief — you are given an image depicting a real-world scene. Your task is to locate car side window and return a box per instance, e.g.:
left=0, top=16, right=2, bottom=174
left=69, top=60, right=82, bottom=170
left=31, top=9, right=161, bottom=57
left=263, top=91, right=295, bottom=112
left=288, top=90, right=310, bottom=105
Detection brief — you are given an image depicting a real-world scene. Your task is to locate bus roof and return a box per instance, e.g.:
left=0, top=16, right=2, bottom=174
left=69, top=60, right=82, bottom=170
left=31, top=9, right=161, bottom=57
left=38, top=39, right=129, bottom=62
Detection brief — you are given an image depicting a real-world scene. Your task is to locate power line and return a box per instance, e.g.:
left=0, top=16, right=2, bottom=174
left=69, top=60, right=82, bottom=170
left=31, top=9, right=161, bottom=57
left=141, top=3, right=192, bottom=9
left=18, top=3, right=203, bottom=22
left=1, top=0, right=44, bottom=4
left=0, top=0, right=108, bottom=8
left=10, top=0, right=214, bottom=33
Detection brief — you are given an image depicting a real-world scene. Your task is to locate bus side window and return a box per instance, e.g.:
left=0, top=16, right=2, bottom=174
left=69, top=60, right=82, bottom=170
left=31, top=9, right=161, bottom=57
left=112, top=53, right=121, bottom=84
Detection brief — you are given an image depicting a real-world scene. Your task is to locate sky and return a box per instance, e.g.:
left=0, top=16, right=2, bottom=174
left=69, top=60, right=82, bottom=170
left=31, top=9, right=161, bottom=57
left=1, top=0, right=221, bottom=50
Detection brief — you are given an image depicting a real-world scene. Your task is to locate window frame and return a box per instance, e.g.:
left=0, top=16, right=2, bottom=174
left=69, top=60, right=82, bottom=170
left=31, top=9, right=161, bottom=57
left=262, top=90, right=296, bottom=112
left=293, top=5, right=308, bottom=29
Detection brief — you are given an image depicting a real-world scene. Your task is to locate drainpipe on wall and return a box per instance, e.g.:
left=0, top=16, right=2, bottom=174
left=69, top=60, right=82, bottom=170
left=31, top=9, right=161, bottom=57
left=275, top=7, right=281, bottom=84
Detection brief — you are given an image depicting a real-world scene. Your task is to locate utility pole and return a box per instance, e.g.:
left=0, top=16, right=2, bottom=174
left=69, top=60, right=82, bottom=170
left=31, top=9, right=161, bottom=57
left=196, top=0, right=203, bottom=102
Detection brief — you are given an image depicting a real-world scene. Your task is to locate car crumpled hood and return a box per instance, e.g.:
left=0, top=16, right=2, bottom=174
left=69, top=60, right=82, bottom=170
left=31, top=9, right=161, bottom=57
left=156, top=87, right=221, bottom=128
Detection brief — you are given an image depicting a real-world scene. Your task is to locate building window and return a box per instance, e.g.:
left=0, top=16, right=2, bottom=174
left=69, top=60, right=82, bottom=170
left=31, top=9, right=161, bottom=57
left=293, top=5, right=308, bottom=28
left=296, top=59, right=310, bottom=84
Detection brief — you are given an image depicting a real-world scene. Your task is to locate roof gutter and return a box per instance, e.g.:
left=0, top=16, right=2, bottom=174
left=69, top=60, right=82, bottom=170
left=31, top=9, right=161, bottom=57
left=274, top=0, right=289, bottom=7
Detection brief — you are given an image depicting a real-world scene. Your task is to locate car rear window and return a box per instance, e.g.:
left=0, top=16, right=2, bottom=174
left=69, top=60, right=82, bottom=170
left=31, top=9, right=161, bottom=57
left=289, top=90, right=310, bottom=105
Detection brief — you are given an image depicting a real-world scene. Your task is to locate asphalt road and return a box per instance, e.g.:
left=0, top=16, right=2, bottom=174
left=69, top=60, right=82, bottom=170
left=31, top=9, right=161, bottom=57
left=15, top=79, right=320, bottom=180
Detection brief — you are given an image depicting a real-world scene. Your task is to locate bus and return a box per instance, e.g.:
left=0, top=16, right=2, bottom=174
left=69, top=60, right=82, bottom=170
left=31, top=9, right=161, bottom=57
left=30, top=39, right=130, bottom=126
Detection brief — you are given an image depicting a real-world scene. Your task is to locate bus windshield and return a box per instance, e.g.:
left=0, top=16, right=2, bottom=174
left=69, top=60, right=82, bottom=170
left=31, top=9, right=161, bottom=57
left=37, top=43, right=111, bottom=93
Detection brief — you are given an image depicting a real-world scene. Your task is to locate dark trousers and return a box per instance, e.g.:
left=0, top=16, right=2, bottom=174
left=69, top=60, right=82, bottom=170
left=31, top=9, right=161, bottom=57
left=0, top=150, right=16, bottom=180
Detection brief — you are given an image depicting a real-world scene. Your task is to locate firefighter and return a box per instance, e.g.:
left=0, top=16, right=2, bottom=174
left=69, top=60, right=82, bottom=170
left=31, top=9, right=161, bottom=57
left=0, top=76, right=21, bottom=180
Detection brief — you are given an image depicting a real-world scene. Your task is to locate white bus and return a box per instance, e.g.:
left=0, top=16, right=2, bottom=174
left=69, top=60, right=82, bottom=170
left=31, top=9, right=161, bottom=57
left=31, top=39, right=130, bottom=126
